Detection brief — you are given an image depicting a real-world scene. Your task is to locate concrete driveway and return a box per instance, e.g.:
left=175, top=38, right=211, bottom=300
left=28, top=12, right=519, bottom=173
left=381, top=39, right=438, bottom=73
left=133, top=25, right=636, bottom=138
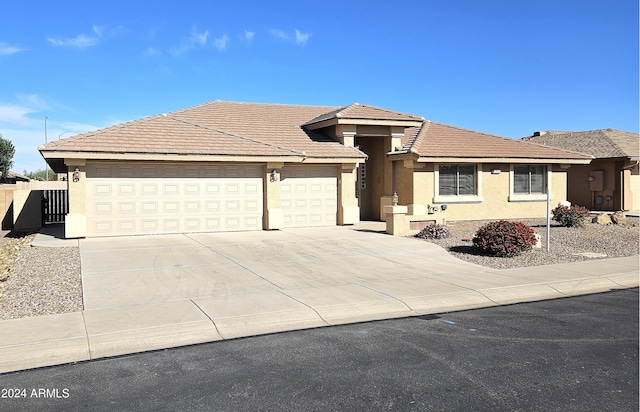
left=78, top=225, right=495, bottom=357
left=76, top=223, right=639, bottom=362
left=2, top=223, right=638, bottom=374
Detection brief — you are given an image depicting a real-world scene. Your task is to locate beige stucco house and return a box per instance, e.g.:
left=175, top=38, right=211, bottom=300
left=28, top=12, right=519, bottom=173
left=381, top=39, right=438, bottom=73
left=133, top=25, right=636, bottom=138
left=39, top=100, right=592, bottom=238
left=524, top=129, right=639, bottom=212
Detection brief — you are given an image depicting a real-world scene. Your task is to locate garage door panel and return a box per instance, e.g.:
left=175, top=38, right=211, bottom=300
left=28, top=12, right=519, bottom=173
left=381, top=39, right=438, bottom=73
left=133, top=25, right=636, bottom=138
left=118, top=184, right=135, bottom=195
left=117, top=220, right=136, bottom=233
left=162, top=183, right=180, bottom=195
left=86, top=163, right=264, bottom=237
left=141, top=220, right=158, bottom=232
left=162, top=219, right=180, bottom=231
left=142, top=202, right=158, bottom=214
left=281, top=166, right=337, bottom=228
left=185, top=201, right=200, bottom=212
left=93, top=183, right=112, bottom=196
left=163, top=202, right=180, bottom=213
left=118, top=202, right=135, bottom=214
left=93, top=202, right=112, bottom=215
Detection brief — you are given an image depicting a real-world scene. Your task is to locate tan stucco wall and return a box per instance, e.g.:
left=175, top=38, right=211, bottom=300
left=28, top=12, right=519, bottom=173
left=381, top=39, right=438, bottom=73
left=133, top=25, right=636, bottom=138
left=399, top=161, right=569, bottom=222
left=13, top=189, right=42, bottom=232
left=0, top=185, right=15, bottom=230
left=566, top=159, right=637, bottom=211
left=7, top=182, right=68, bottom=232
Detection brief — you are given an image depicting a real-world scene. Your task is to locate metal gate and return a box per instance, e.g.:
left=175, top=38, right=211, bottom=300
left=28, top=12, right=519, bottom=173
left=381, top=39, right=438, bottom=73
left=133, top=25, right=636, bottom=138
left=42, top=189, right=68, bottom=224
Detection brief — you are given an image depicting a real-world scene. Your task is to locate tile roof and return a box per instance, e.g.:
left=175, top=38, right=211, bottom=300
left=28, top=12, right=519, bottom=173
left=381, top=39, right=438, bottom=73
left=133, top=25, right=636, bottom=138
left=402, top=121, right=593, bottom=160
left=302, top=103, right=423, bottom=126
left=522, top=129, right=640, bottom=159
left=39, top=100, right=595, bottom=164
left=41, top=101, right=366, bottom=159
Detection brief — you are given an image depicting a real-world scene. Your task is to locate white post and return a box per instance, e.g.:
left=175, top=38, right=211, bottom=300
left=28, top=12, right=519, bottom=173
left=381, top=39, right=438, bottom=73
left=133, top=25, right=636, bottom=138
left=546, top=188, right=551, bottom=252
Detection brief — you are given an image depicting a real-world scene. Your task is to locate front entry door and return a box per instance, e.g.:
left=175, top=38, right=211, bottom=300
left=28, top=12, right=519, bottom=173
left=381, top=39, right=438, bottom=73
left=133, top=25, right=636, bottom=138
left=356, top=137, right=385, bottom=220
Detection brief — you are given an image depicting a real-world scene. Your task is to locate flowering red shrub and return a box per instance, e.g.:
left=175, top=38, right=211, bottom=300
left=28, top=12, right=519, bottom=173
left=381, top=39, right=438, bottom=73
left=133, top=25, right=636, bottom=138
left=472, top=220, right=538, bottom=257
left=552, top=205, right=590, bottom=227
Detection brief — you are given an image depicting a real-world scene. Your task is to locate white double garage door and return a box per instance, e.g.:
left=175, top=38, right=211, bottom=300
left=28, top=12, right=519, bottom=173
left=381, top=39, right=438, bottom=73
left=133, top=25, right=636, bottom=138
left=85, top=162, right=337, bottom=237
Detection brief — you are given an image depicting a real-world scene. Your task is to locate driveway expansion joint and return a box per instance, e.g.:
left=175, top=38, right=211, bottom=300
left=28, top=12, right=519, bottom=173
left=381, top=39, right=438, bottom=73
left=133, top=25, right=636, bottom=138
left=190, top=299, right=225, bottom=340
left=276, top=290, right=330, bottom=326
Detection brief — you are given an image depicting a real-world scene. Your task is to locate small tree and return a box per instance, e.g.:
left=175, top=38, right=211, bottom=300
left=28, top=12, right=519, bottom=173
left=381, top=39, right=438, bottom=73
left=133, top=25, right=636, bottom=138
left=0, top=134, right=16, bottom=182
left=23, top=168, right=57, bottom=181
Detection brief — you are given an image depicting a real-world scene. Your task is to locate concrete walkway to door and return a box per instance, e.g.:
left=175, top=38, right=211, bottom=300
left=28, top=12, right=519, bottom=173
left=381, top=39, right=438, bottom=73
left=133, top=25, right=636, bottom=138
left=1, top=223, right=638, bottom=373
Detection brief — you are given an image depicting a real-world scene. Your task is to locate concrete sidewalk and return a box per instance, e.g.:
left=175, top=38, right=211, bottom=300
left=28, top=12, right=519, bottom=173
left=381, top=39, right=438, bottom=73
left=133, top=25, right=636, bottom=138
left=1, top=224, right=638, bottom=374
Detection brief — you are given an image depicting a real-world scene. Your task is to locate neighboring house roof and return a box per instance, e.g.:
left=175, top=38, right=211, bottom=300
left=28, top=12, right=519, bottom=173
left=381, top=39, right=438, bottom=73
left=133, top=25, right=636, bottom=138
left=522, top=129, right=640, bottom=160
left=5, top=170, right=30, bottom=182
left=399, top=121, right=593, bottom=162
left=40, top=101, right=366, bottom=161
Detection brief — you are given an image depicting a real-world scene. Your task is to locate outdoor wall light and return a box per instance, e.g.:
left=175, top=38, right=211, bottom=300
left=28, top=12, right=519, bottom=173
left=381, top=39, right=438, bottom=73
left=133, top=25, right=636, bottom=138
left=392, top=191, right=399, bottom=206
left=440, top=204, right=448, bottom=211
left=270, top=169, right=279, bottom=182
left=73, top=167, right=80, bottom=182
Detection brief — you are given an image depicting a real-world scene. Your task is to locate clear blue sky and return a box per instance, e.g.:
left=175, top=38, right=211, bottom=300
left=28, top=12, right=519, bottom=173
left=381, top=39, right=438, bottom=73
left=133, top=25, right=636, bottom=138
left=1, top=0, right=638, bottom=174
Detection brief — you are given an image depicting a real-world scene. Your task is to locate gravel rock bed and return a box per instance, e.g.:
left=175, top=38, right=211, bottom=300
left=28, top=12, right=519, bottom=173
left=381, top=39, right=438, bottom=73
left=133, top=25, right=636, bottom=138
left=417, top=217, right=639, bottom=270
left=0, top=245, right=82, bottom=320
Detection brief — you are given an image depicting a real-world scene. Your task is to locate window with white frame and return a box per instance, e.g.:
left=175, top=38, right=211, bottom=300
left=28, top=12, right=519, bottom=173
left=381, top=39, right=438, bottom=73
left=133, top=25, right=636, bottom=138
left=513, top=165, right=546, bottom=194
left=438, top=164, right=476, bottom=196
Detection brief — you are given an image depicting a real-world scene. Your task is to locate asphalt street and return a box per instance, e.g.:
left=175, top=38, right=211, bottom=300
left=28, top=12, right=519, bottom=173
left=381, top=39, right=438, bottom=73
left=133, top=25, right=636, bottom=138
left=1, top=288, right=637, bottom=411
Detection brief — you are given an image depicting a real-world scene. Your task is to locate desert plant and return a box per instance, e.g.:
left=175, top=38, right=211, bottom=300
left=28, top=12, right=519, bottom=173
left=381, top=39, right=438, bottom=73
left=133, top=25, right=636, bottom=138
left=0, top=134, right=15, bottom=182
left=415, top=223, right=450, bottom=239
left=472, top=220, right=538, bottom=257
left=552, top=204, right=590, bottom=227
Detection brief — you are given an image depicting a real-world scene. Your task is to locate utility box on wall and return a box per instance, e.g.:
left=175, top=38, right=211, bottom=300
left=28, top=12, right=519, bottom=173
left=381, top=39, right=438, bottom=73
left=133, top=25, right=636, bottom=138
left=589, top=170, right=604, bottom=192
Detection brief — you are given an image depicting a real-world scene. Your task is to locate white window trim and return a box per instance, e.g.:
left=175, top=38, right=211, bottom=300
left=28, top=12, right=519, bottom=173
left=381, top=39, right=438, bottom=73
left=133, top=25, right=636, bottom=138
left=433, top=163, right=484, bottom=203
left=508, top=164, right=552, bottom=202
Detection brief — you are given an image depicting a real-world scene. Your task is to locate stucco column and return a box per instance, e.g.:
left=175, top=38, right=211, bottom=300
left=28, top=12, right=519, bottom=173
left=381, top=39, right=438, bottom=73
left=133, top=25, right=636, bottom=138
left=264, top=163, right=284, bottom=230
left=390, top=127, right=404, bottom=153
left=379, top=127, right=406, bottom=220
left=65, top=159, right=87, bottom=238
left=336, top=124, right=357, bottom=147
left=337, top=163, right=360, bottom=225
left=621, top=167, right=632, bottom=210
left=403, top=159, right=427, bottom=216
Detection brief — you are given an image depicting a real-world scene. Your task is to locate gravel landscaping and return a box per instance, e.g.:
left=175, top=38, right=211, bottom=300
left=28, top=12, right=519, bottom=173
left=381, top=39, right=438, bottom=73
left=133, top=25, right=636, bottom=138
left=0, top=217, right=638, bottom=320
left=415, top=217, right=639, bottom=269
left=0, top=234, right=82, bottom=320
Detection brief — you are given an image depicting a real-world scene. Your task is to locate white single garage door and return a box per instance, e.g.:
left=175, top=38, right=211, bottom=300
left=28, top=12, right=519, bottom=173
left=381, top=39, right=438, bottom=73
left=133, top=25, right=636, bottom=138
left=86, top=162, right=264, bottom=237
left=280, top=165, right=337, bottom=227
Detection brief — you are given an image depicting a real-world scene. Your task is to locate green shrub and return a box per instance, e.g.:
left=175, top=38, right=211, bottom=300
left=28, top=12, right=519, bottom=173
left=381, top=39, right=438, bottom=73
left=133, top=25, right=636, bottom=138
left=472, top=220, right=537, bottom=257
left=551, top=204, right=590, bottom=227
left=415, top=223, right=450, bottom=239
